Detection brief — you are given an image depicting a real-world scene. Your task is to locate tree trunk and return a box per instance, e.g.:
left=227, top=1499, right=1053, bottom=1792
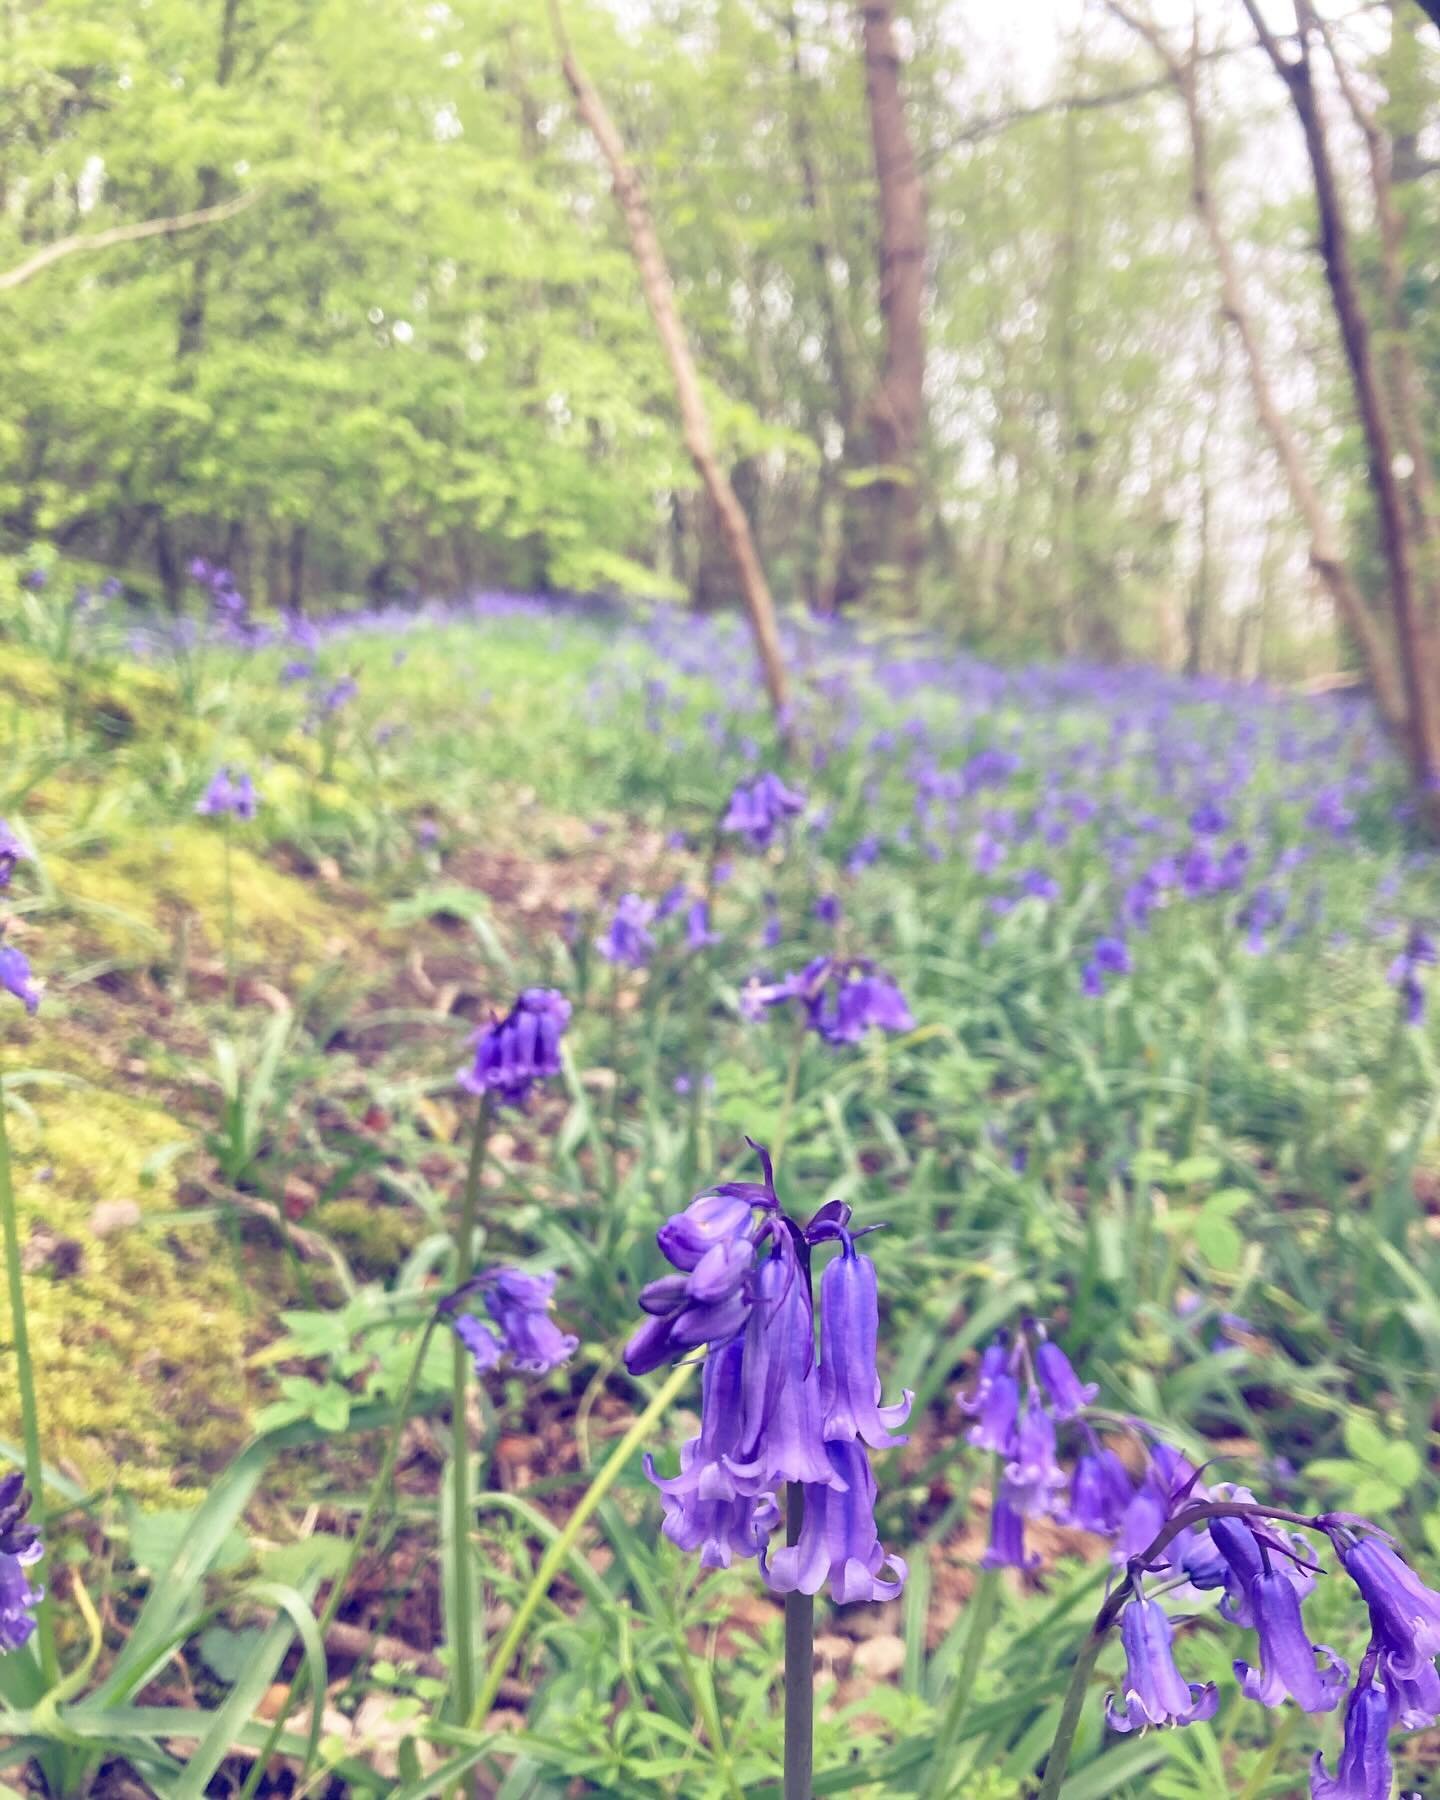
left=545, top=0, right=789, bottom=725
left=1105, top=0, right=1408, bottom=737
left=833, top=0, right=928, bottom=611
left=1242, top=0, right=1440, bottom=791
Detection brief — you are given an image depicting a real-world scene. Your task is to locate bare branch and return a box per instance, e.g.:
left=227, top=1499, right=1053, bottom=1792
left=0, top=191, right=258, bottom=294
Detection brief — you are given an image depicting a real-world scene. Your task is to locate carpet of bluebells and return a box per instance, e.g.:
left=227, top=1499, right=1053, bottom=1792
left=1, top=557, right=1440, bottom=1796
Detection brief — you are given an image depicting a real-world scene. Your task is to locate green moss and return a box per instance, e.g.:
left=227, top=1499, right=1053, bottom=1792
left=311, top=1198, right=420, bottom=1279
left=48, top=823, right=346, bottom=971
left=0, top=1087, right=250, bottom=1502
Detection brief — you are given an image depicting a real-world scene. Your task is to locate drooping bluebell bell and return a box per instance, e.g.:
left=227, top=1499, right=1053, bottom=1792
left=0, top=1475, right=42, bottom=1654
left=1034, top=1334, right=1098, bottom=1419
left=1235, top=1569, right=1348, bottom=1712
left=1068, top=1437, right=1134, bottom=1535
left=457, top=988, right=570, bottom=1105
left=196, top=766, right=257, bottom=821
left=596, top=894, right=656, bottom=966
left=1310, top=1661, right=1393, bottom=1800
left=1105, top=1592, right=1219, bottom=1731
left=1387, top=925, right=1436, bottom=1026
left=982, top=1477, right=1040, bottom=1571
left=444, top=1266, right=577, bottom=1375
left=0, top=947, right=40, bottom=1016
left=722, top=771, right=806, bottom=849
left=684, top=899, right=722, bottom=951
left=631, top=1145, right=907, bottom=1606
left=1081, top=935, right=1130, bottom=997
left=1333, top=1528, right=1440, bottom=1678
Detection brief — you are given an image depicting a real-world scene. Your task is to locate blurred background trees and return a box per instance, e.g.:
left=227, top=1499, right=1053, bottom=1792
left=2, top=0, right=1439, bottom=687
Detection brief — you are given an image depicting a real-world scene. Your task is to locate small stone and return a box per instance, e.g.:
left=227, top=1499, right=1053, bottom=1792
left=90, top=1199, right=143, bottom=1239
left=851, top=1634, right=906, bottom=1680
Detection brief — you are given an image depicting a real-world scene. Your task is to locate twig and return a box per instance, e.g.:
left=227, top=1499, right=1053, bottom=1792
left=0, top=192, right=258, bottom=294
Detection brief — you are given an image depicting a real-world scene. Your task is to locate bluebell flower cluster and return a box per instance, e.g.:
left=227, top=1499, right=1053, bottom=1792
left=458, top=988, right=570, bottom=1106
left=0, top=819, right=39, bottom=1017
left=0, top=1474, right=43, bottom=1654
left=722, top=771, right=806, bottom=849
left=596, top=893, right=656, bottom=967
left=443, top=1267, right=578, bottom=1375
left=1387, top=925, right=1435, bottom=1027
left=627, top=1145, right=909, bottom=1603
left=195, top=766, right=257, bottom=821
left=740, top=955, right=913, bottom=1045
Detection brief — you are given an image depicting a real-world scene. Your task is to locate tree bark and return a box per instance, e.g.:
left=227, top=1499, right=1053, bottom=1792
left=1105, top=0, right=1408, bottom=735
left=833, top=0, right=928, bottom=610
left=544, top=0, right=790, bottom=724
left=1241, top=0, right=1439, bottom=789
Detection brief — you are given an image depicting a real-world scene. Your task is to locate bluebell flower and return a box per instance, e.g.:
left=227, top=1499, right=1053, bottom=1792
left=0, top=1475, right=42, bottom=1654
left=964, top=1343, right=1020, bottom=1456
left=1106, top=1594, right=1219, bottom=1731
left=196, top=766, right=257, bottom=821
left=458, top=988, right=570, bottom=1105
left=982, top=1478, right=1038, bottom=1571
left=1235, top=1570, right=1347, bottom=1711
left=1068, top=1439, right=1133, bottom=1534
left=1310, top=1668, right=1393, bottom=1800
left=1335, top=1532, right=1440, bottom=1678
left=0, top=823, right=26, bottom=889
left=1005, top=1388, right=1067, bottom=1519
left=0, top=947, right=40, bottom=1016
left=762, top=1439, right=907, bottom=1604
left=596, top=894, right=656, bottom=966
left=446, top=1267, right=577, bottom=1375
left=722, top=771, right=806, bottom=849
left=1035, top=1335, right=1099, bottom=1419
left=817, top=1245, right=911, bottom=1449
left=685, top=899, right=722, bottom=951
left=814, top=893, right=842, bottom=926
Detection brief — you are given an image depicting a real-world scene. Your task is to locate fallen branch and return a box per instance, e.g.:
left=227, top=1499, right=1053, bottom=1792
left=0, top=191, right=257, bottom=294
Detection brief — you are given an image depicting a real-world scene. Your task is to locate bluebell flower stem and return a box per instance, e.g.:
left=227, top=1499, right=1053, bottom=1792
left=222, top=821, right=236, bottom=1015
left=0, top=1075, right=57, bottom=1687
left=449, top=1094, right=493, bottom=1747
left=783, top=1482, right=814, bottom=1800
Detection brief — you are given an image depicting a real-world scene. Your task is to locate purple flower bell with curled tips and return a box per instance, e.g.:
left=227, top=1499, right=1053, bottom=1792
left=1068, top=1441, right=1134, bottom=1535
left=445, top=1266, right=577, bottom=1376
left=1335, top=1532, right=1440, bottom=1678
left=196, top=766, right=256, bottom=821
left=740, top=1254, right=845, bottom=1491
left=964, top=1343, right=1020, bottom=1458
left=722, top=770, right=806, bottom=849
left=1105, top=1595, right=1219, bottom=1732
left=0, top=947, right=40, bottom=1016
left=811, top=964, right=914, bottom=1045
left=817, top=1246, right=912, bottom=1450
left=762, top=1440, right=907, bottom=1605
left=684, top=899, right=722, bottom=952
left=1381, top=1648, right=1440, bottom=1729
left=1310, top=1667, right=1394, bottom=1800
left=0, top=1477, right=42, bottom=1653
left=1034, top=1336, right=1099, bottom=1420
left=596, top=893, right=655, bottom=967
left=1005, top=1389, right=1067, bottom=1520
left=458, top=988, right=570, bottom=1106
left=1235, top=1570, right=1348, bottom=1712
left=983, top=1479, right=1039, bottom=1571
left=1209, top=1505, right=1316, bottom=1628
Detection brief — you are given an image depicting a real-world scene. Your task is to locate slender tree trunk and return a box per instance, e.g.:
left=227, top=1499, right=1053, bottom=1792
left=1105, top=0, right=1408, bottom=737
left=834, top=0, right=928, bottom=610
left=1241, top=0, right=1439, bottom=792
left=544, top=0, right=789, bottom=724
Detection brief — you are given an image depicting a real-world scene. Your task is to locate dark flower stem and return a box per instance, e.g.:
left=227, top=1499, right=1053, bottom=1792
left=783, top=1482, right=814, bottom=1800
left=1034, top=1497, right=1324, bottom=1800
left=449, top=1093, right=494, bottom=1742
left=0, top=1075, right=56, bottom=1686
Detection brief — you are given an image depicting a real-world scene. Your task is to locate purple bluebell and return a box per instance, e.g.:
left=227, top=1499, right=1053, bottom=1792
left=458, top=988, right=570, bottom=1105
left=0, top=824, right=25, bottom=890
left=1388, top=925, right=1436, bottom=1026
left=1310, top=1667, right=1393, bottom=1800
left=1336, top=1532, right=1440, bottom=1678
left=982, top=1478, right=1039, bottom=1570
left=0, top=1475, right=42, bottom=1653
left=448, top=1267, right=577, bottom=1375
left=0, top=947, right=40, bottom=1016
left=964, top=1345, right=1020, bottom=1456
left=817, top=1245, right=911, bottom=1449
left=685, top=899, right=721, bottom=951
left=1068, top=1440, right=1133, bottom=1534
left=1106, top=1594, right=1219, bottom=1731
left=740, top=1253, right=844, bottom=1490
left=814, top=893, right=842, bottom=926
left=722, top=771, right=806, bottom=849
left=762, top=1439, right=906, bottom=1604
left=1035, top=1336, right=1099, bottom=1419
left=596, top=894, right=656, bottom=966
left=1018, top=868, right=1061, bottom=902
left=196, top=766, right=257, bottom=821
left=1235, top=1570, right=1347, bottom=1711
left=1005, top=1388, right=1067, bottom=1519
